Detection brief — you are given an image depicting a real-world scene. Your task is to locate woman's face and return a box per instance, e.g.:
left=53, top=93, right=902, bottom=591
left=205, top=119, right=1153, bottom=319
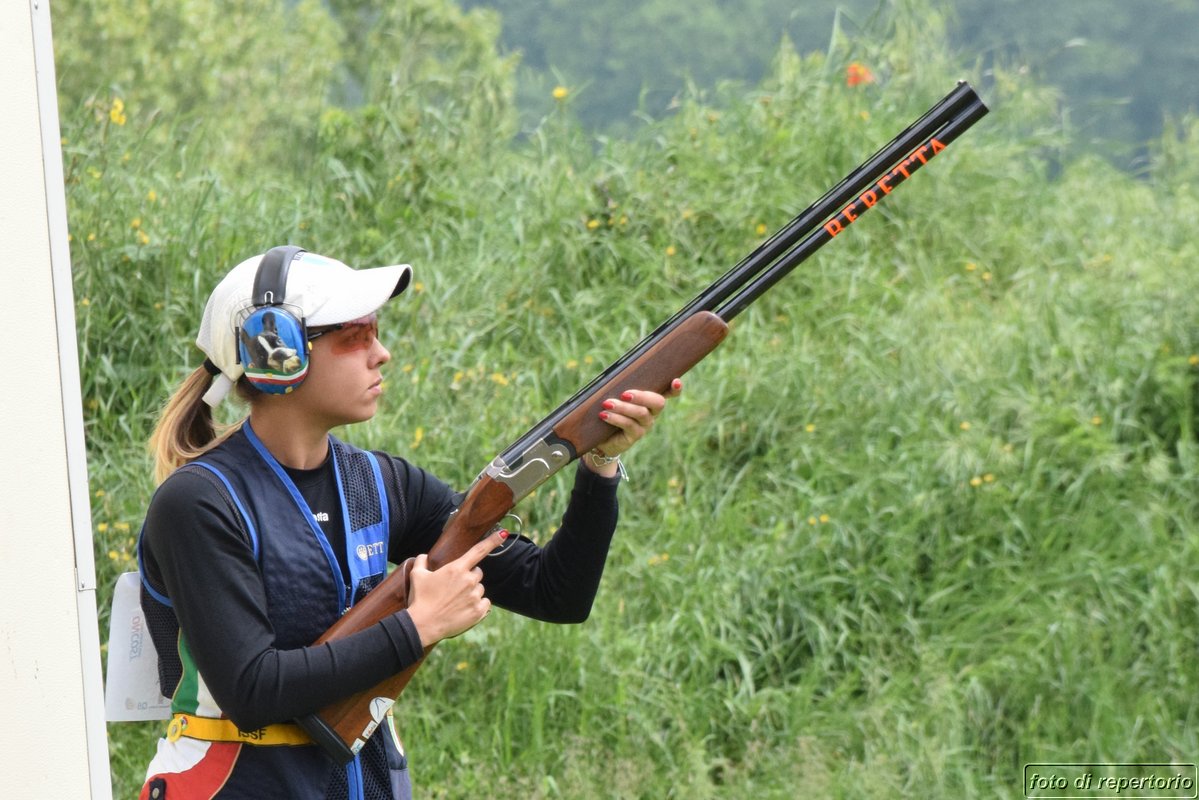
left=287, top=315, right=391, bottom=428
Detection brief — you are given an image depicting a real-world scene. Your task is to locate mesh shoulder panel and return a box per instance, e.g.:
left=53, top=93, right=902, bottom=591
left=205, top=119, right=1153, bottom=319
left=332, top=441, right=382, bottom=532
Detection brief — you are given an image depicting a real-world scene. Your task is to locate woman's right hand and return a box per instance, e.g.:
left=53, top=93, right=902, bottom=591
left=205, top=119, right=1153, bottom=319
left=405, top=529, right=507, bottom=647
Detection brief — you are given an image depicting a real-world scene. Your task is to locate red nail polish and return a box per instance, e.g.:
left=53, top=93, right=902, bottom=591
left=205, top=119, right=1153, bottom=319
left=602, top=400, right=615, bottom=410
left=499, top=530, right=510, bottom=539
left=599, top=411, right=609, bottom=421
left=621, top=391, right=634, bottom=401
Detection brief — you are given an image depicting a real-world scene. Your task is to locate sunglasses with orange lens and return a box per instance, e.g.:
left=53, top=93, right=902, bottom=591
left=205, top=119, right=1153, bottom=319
left=307, top=316, right=379, bottom=354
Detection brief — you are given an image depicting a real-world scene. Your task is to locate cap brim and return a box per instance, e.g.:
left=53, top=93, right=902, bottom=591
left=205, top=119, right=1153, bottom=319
left=306, top=264, right=413, bottom=326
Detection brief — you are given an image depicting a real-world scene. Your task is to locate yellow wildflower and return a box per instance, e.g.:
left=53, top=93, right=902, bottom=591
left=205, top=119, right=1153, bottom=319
left=959, top=421, right=971, bottom=431
left=665, top=245, right=676, bottom=257
left=109, top=97, right=126, bottom=126
left=552, top=86, right=569, bottom=100
left=586, top=219, right=600, bottom=230
left=755, top=223, right=768, bottom=236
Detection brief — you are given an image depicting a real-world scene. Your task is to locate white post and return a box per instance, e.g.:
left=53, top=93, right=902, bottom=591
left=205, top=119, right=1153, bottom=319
left=0, top=1, right=113, bottom=798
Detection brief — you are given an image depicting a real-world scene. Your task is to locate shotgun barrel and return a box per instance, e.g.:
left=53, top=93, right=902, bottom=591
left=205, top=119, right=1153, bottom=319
left=500, top=81, right=985, bottom=466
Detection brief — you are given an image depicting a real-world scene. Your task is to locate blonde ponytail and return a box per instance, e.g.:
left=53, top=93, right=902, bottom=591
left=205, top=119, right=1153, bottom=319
left=149, top=366, right=244, bottom=484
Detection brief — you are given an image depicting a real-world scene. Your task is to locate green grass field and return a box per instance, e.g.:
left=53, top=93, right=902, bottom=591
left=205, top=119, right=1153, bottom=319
left=58, top=2, right=1199, bottom=797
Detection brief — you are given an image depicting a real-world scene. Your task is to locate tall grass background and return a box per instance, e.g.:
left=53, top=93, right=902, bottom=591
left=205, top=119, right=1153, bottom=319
left=55, top=0, right=1199, bottom=797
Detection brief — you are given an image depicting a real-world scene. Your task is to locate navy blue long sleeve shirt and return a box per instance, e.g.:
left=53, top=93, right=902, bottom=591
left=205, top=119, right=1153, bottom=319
left=140, top=451, right=621, bottom=730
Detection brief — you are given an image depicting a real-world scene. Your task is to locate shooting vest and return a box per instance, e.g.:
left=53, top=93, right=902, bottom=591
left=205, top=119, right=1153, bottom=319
left=138, top=424, right=411, bottom=800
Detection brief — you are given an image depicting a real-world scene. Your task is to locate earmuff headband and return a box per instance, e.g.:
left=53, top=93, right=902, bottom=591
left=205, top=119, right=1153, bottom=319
left=252, top=245, right=305, bottom=307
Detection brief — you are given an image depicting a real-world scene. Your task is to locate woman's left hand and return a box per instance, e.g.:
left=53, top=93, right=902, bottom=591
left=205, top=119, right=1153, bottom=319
left=584, top=378, right=683, bottom=476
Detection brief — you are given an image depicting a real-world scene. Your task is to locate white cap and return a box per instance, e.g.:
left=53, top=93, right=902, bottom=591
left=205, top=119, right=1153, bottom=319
left=197, top=249, right=412, bottom=406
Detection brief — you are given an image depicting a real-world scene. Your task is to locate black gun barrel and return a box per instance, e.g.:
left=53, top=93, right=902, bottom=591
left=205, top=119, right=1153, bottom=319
left=500, top=81, right=988, bottom=465
left=715, top=92, right=989, bottom=320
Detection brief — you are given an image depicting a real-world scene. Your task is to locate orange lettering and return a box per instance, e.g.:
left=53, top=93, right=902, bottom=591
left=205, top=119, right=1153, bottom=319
left=824, top=218, right=844, bottom=237
left=861, top=190, right=878, bottom=208
left=877, top=174, right=894, bottom=194
left=929, top=137, right=946, bottom=154
left=843, top=204, right=858, bottom=223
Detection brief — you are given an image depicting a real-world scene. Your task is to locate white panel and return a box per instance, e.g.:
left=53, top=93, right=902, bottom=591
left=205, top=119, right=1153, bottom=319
left=0, top=1, right=112, bottom=798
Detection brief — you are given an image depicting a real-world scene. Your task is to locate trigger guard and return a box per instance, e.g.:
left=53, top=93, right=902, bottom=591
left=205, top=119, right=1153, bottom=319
left=486, top=514, right=523, bottom=556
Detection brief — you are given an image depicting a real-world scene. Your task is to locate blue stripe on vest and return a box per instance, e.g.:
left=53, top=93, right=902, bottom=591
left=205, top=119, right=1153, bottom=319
left=136, top=461, right=261, bottom=607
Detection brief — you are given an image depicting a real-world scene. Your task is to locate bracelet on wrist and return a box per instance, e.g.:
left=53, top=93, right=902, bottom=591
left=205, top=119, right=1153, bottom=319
left=586, top=449, right=629, bottom=481
left=587, top=449, right=620, bottom=466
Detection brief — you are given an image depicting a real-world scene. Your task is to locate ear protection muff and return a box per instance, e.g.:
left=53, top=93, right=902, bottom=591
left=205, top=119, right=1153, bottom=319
left=237, top=246, right=310, bottom=394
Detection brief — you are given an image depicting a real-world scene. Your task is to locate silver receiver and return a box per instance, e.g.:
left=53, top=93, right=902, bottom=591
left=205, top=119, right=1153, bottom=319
left=484, top=438, right=572, bottom=501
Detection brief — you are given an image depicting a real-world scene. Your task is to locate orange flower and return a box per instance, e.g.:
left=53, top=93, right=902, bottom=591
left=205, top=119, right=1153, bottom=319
left=846, top=62, right=875, bottom=87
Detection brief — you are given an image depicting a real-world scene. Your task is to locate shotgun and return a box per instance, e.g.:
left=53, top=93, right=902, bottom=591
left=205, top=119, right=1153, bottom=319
left=298, top=80, right=989, bottom=762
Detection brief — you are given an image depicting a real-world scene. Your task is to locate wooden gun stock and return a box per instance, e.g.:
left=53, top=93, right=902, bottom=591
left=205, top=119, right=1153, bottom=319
left=550, top=311, right=729, bottom=449
left=298, top=312, right=729, bottom=762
